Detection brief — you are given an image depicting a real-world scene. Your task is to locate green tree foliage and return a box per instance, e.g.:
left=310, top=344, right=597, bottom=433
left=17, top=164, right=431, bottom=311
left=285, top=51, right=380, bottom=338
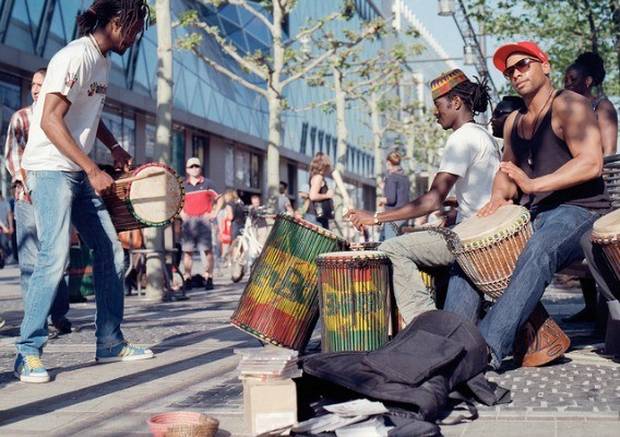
left=468, top=0, right=619, bottom=96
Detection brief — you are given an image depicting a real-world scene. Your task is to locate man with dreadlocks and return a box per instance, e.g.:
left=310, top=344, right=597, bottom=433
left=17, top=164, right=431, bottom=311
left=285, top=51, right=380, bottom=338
left=15, top=0, right=152, bottom=383
left=346, top=69, right=500, bottom=325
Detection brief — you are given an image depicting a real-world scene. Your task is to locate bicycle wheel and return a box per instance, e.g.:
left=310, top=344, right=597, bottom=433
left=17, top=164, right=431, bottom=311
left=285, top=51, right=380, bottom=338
left=230, top=238, right=246, bottom=283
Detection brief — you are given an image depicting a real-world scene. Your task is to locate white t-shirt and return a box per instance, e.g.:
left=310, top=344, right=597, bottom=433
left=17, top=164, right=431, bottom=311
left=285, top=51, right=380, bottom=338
left=438, top=122, right=500, bottom=221
left=22, top=36, right=111, bottom=172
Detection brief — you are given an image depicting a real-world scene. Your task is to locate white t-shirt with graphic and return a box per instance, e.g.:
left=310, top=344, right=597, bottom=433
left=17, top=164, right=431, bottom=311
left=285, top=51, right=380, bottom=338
left=22, top=36, right=111, bottom=172
left=438, top=122, right=501, bottom=222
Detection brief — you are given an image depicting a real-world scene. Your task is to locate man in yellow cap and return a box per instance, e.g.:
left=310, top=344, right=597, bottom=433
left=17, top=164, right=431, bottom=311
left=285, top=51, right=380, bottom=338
left=347, top=69, right=500, bottom=324
left=444, top=41, right=609, bottom=369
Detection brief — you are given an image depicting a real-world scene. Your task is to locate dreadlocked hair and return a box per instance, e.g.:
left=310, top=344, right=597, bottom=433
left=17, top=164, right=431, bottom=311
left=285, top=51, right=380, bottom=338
left=448, top=76, right=491, bottom=115
left=77, top=0, right=149, bottom=38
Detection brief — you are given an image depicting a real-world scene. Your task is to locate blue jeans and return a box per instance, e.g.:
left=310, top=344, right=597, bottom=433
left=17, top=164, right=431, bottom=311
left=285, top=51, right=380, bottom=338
left=444, top=204, right=599, bottom=366
left=16, top=171, right=125, bottom=356
left=381, top=220, right=406, bottom=241
left=15, top=200, right=70, bottom=326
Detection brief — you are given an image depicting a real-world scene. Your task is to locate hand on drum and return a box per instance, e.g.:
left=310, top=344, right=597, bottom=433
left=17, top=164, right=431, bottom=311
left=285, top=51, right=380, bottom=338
left=88, top=168, right=115, bottom=195
left=478, top=197, right=513, bottom=217
left=112, top=147, right=133, bottom=172
left=499, top=162, right=537, bottom=194
left=345, top=209, right=374, bottom=231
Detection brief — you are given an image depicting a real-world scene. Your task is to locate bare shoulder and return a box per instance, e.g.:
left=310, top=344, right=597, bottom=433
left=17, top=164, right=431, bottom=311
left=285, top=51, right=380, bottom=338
left=596, top=98, right=618, bottom=117
left=552, top=90, right=594, bottom=125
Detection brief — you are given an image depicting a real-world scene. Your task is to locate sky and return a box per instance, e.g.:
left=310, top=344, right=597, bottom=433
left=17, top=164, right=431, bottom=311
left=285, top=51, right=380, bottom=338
left=405, top=0, right=507, bottom=95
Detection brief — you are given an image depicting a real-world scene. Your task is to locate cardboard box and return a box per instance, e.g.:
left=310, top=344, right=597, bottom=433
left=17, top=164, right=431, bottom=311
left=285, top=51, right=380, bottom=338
left=243, top=378, right=297, bottom=436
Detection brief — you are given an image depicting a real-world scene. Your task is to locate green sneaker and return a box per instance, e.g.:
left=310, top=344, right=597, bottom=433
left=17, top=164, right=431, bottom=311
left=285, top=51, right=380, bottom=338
left=96, top=342, right=154, bottom=363
left=14, top=354, right=50, bottom=383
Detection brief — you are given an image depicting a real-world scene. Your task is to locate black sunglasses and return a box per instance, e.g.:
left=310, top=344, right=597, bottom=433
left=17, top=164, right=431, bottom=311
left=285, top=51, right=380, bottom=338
left=187, top=164, right=201, bottom=169
left=503, top=58, right=540, bottom=80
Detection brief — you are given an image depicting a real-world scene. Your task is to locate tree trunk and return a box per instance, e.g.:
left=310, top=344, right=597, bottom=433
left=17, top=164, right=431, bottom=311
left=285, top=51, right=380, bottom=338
left=370, top=92, right=384, bottom=211
left=333, top=63, right=349, bottom=238
left=146, top=0, right=173, bottom=301
left=266, top=88, right=282, bottom=207
left=264, top=2, right=287, bottom=206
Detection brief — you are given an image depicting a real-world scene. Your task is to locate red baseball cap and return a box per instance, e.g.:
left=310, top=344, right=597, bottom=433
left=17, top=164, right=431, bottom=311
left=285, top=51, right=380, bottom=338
left=493, top=41, right=549, bottom=73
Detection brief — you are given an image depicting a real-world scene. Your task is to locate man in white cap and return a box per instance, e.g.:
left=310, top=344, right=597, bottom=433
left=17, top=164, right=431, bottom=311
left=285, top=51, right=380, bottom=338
left=181, top=157, right=221, bottom=290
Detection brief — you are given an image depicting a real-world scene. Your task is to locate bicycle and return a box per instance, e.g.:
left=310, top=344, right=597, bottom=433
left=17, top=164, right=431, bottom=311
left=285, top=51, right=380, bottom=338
left=230, top=207, right=274, bottom=283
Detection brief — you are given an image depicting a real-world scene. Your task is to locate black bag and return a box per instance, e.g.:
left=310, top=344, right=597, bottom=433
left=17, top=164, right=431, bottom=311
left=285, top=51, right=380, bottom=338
left=313, top=198, right=335, bottom=220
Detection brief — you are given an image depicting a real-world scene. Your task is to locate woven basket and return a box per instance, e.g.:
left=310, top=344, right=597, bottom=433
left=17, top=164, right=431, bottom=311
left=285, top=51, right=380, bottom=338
left=147, top=412, right=219, bottom=437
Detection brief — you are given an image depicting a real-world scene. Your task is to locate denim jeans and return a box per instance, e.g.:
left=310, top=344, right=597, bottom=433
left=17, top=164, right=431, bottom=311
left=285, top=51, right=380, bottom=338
left=15, top=200, right=71, bottom=327
left=304, top=213, right=329, bottom=229
left=381, top=220, right=406, bottom=241
left=444, top=204, right=599, bottom=366
left=16, top=171, right=125, bottom=356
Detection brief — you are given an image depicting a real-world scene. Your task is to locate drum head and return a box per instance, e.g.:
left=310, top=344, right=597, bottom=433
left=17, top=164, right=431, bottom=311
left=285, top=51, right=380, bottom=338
left=593, top=208, right=620, bottom=235
left=452, top=205, right=529, bottom=244
left=317, top=250, right=388, bottom=261
left=129, top=164, right=183, bottom=226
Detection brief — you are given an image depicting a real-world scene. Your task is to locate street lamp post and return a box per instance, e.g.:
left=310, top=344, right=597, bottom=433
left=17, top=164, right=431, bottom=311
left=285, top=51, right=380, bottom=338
left=438, top=0, right=455, bottom=16
left=437, top=0, right=498, bottom=102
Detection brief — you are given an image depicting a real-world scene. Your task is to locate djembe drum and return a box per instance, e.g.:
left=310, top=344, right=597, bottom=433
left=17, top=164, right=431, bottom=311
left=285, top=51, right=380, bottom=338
left=101, top=163, right=184, bottom=232
left=591, top=208, right=620, bottom=280
left=317, top=251, right=391, bottom=352
left=231, top=214, right=347, bottom=350
left=452, top=205, right=570, bottom=367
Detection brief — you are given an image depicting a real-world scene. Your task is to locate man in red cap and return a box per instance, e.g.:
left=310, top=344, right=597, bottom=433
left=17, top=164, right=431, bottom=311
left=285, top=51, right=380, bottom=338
left=444, top=41, right=609, bottom=369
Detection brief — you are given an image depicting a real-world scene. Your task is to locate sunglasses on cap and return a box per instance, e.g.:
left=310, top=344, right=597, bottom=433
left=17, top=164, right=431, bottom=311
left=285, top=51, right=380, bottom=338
left=503, top=58, right=540, bottom=80
left=186, top=164, right=201, bottom=169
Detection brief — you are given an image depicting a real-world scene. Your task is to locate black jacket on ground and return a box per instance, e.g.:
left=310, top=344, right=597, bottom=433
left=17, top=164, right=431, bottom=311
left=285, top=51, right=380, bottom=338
left=300, top=310, right=510, bottom=436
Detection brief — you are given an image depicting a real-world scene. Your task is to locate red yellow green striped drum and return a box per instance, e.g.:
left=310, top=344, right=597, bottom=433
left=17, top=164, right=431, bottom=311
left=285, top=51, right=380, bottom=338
left=316, top=250, right=391, bottom=352
left=230, top=214, right=347, bottom=350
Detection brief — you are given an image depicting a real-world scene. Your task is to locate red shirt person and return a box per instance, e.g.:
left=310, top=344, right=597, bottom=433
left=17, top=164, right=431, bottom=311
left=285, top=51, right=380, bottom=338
left=180, top=157, right=221, bottom=290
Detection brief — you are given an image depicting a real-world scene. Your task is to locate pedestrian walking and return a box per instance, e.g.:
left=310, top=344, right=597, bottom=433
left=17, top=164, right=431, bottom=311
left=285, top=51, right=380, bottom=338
left=180, top=157, right=222, bottom=291
left=4, top=68, right=73, bottom=340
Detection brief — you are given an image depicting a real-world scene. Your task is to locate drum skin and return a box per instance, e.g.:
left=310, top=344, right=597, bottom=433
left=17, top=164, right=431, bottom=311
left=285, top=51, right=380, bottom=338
left=101, top=163, right=184, bottom=232
left=317, top=251, right=391, bottom=352
left=230, top=214, right=347, bottom=350
left=591, top=208, right=620, bottom=280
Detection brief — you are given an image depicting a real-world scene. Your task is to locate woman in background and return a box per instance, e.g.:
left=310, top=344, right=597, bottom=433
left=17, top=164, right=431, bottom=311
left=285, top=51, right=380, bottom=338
left=305, top=153, right=334, bottom=229
left=564, top=51, right=618, bottom=156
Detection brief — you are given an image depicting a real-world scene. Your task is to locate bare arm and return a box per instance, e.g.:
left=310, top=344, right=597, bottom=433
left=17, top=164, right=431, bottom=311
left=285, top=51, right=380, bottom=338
left=596, top=99, right=618, bottom=157
left=40, top=93, right=113, bottom=193
left=308, top=175, right=333, bottom=201
left=478, top=112, right=519, bottom=216
left=346, top=172, right=458, bottom=229
left=511, top=92, right=602, bottom=192
left=96, top=120, right=132, bottom=170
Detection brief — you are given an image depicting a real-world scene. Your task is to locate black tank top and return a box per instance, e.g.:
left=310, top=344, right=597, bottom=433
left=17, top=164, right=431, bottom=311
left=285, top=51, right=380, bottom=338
left=307, top=176, right=327, bottom=216
left=510, top=91, right=609, bottom=212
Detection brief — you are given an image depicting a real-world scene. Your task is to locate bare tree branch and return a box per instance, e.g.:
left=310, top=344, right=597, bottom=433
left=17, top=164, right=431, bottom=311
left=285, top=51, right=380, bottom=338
left=200, top=0, right=275, bottom=34
left=290, top=99, right=335, bottom=113
left=285, top=13, right=340, bottom=48
left=282, top=48, right=338, bottom=88
left=193, top=21, right=269, bottom=80
left=190, top=47, right=268, bottom=97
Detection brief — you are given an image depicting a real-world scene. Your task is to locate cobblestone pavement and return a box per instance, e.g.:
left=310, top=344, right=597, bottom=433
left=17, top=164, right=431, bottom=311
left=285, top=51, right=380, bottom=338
left=1, top=264, right=619, bottom=436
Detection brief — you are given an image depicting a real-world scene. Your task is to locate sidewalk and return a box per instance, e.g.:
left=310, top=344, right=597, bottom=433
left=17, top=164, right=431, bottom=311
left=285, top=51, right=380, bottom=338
left=0, top=265, right=619, bottom=436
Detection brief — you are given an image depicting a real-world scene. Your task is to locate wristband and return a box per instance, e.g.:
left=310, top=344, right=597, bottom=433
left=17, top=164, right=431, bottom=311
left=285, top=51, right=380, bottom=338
left=373, top=211, right=381, bottom=225
left=111, top=143, right=122, bottom=151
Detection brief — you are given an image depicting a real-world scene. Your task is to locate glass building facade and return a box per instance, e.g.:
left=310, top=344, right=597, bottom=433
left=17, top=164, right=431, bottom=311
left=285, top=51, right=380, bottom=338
left=0, top=0, right=452, bottom=207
